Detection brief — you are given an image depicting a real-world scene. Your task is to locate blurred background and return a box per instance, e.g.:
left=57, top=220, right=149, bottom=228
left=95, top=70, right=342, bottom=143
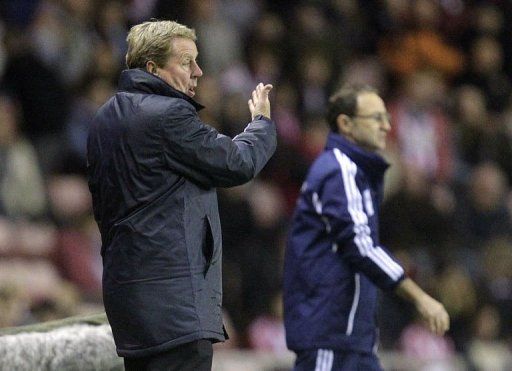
left=0, top=0, right=511, bottom=369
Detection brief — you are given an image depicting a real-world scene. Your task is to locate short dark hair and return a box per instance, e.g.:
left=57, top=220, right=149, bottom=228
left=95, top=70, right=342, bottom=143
left=326, top=84, right=377, bottom=132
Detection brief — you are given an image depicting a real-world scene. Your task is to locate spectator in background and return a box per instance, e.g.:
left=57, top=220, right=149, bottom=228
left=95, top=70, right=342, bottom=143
left=48, top=175, right=101, bottom=300
left=187, top=0, right=243, bottom=75
left=388, top=70, right=454, bottom=184
left=481, top=238, right=512, bottom=338
left=283, top=85, right=449, bottom=370
left=247, top=11, right=286, bottom=55
left=2, top=27, right=68, bottom=173
left=247, top=47, right=283, bottom=91
left=247, top=291, right=287, bottom=354
left=455, top=162, right=512, bottom=248
left=95, top=0, right=128, bottom=67
left=31, top=0, right=96, bottom=88
left=0, top=94, right=47, bottom=220
left=0, top=282, right=30, bottom=328
left=0, top=91, right=57, bottom=262
left=453, top=84, right=512, bottom=184
left=436, top=264, right=478, bottom=351
left=241, top=181, right=287, bottom=329
left=194, top=75, right=222, bottom=128
left=270, top=81, right=302, bottom=148
left=379, top=0, right=465, bottom=79
left=399, top=316, right=455, bottom=368
left=62, top=77, right=114, bottom=174
left=298, top=52, right=332, bottom=118
left=289, top=3, right=338, bottom=68
left=461, top=35, right=511, bottom=114
left=380, top=163, right=454, bottom=262
left=217, top=184, right=254, bottom=335
left=467, top=304, right=512, bottom=371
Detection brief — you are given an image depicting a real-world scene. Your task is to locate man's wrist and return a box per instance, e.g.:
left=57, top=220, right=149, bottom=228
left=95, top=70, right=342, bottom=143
left=253, top=114, right=271, bottom=121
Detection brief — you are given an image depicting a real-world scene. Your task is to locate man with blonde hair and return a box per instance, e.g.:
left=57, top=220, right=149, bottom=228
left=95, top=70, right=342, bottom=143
left=87, top=20, right=276, bottom=370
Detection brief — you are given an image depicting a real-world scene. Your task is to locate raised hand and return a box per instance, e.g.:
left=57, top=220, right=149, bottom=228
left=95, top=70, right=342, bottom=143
left=248, top=83, right=273, bottom=120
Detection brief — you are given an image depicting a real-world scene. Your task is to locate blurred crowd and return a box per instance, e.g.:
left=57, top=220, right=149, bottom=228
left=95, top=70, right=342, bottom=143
left=0, top=0, right=511, bottom=368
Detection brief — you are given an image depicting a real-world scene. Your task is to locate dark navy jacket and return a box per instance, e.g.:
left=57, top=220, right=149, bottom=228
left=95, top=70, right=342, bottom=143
left=87, top=69, right=276, bottom=357
left=283, top=132, right=405, bottom=353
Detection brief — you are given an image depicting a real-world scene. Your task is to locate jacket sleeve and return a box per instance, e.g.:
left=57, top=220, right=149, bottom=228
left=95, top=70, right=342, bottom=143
left=160, top=102, right=277, bottom=188
left=318, top=155, right=405, bottom=291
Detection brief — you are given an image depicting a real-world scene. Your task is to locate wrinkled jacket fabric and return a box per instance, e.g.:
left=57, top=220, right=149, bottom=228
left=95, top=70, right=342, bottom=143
left=283, top=132, right=405, bottom=354
left=87, top=68, right=276, bottom=357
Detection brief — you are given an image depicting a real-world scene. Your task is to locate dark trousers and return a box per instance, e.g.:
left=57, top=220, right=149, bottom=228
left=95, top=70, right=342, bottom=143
left=124, top=340, right=213, bottom=371
left=293, top=348, right=383, bottom=371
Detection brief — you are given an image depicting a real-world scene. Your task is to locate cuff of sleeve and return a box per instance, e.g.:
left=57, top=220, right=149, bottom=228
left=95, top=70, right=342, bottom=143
left=254, top=114, right=272, bottom=122
left=387, top=272, right=407, bottom=291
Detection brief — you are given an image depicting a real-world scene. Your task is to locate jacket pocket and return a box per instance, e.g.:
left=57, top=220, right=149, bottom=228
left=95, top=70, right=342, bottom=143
left=202, top=216, right=214, bottom=277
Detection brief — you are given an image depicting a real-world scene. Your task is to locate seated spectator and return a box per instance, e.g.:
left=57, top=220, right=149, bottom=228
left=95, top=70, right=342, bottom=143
left=247, top=292, right=287, bottom=355
left=436, top=264, right=478, bottom=351
left=379, top=0, right=465, bottom=78
left=482, top=238, right=512, bottom=335
left=0, top=259, right=63, bottom=314
left=0, top=94, right=48, bottom=220
left=387, top=70, right=455, bottom=184
left=62, top=77, right=114, bottom=174
left=454, top=162, right=512, bottom=247
left=0, top=282, right=30, bottom=328
left=399, top=319, right=456, bottom=367
left=467, top=304, right=512, bottom=371
left=47, top=175, right=102, bottom=299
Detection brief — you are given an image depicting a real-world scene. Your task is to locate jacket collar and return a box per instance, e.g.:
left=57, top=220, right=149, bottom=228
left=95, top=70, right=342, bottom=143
left=118, top=68, right=204, bottom=111
left=325, top=132, right=389, bottom=181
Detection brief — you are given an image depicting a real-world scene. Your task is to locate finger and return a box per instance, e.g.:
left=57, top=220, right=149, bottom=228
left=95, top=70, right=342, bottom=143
left=256, top=83, right=264, bottom=97
left=442, top=313, right=450, bottom=333
left=439, top=315, right=448, bottom=336
left=248, top=99, right=254, bottom=112
left=430, top=318, right=436, bottom=334
left=436, top=318, right=443, bottom=336
left=257, top=83, right=272, bottom=94
left=252, top=89, right=258, bottom=103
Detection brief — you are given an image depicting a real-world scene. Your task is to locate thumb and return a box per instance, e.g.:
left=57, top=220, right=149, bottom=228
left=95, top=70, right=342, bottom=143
left=262, top=84, right=273, bottom=94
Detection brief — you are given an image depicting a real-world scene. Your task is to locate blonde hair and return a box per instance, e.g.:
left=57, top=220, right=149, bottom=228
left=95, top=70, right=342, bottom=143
left=125, top=20, right=197, bottom=69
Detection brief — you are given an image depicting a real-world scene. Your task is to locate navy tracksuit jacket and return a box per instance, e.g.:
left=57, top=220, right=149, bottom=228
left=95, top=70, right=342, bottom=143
left=283, top=132, right=406, bottom=354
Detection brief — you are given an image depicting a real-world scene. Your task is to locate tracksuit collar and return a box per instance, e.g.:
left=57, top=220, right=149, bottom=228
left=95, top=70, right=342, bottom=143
left=325, top=132, right=389, bottom=180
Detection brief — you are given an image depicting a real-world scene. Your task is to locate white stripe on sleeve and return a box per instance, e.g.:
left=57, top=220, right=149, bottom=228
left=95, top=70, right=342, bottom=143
left=333, top=148, right=404, bottom=281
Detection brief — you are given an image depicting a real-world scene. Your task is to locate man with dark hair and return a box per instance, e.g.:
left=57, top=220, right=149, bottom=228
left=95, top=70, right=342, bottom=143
left=87, top=20, right=276, bottom=370
left=283, top=84, right=449, bottom=370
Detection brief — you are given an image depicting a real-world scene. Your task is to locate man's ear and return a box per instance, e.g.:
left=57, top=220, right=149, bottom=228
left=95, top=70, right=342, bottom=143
left=145, top=61, right=159, bottom=75
left=336, top=114, right=352, bottom=135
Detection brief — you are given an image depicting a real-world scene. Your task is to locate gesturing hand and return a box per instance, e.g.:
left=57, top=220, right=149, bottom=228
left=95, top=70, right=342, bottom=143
left=395, top=278, right=450, bottom=337
left=416, top=294, right=450, bottom=336
left=248, top=83, right=273, bottom=120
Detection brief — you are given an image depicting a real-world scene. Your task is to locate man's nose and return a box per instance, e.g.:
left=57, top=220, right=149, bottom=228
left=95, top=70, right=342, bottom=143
left=381, top=117, right=391, bottom=132
left=194, top=64, right=203, bottom=78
